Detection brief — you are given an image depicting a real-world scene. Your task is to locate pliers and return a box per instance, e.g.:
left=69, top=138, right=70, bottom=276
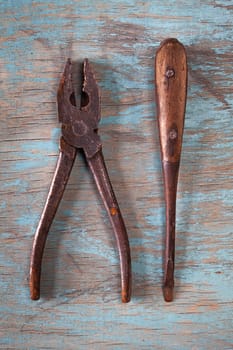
left=29, top=59, right=131, bottom=303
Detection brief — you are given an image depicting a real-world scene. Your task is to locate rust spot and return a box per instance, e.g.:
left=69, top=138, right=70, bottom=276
left=110, top=207, right=117, bottom=216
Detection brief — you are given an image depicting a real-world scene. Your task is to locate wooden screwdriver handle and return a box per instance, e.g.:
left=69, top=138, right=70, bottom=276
left=155, top=38, right=187, bottom=301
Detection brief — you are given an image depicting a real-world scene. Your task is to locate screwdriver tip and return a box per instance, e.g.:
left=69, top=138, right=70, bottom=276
left=121, top=288, right=131, bottom=303
left=163, top=285, right=174, bottom=302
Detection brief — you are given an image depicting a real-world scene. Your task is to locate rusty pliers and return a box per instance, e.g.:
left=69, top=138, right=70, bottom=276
left=29, top=59, right=131, bottom=303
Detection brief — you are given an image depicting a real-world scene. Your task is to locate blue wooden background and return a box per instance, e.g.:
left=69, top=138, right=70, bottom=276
left=1, top=0, right=232, bottom=349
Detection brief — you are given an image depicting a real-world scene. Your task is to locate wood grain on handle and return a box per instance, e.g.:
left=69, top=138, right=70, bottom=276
left=155, top=38, right=187, bottom=301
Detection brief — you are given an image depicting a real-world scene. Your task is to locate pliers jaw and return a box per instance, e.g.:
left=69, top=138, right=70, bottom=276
left=57, top=58, right=101, bottom=158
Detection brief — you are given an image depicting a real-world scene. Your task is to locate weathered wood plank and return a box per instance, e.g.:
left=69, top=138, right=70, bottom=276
left=0, top=0, right=232, bottom=349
